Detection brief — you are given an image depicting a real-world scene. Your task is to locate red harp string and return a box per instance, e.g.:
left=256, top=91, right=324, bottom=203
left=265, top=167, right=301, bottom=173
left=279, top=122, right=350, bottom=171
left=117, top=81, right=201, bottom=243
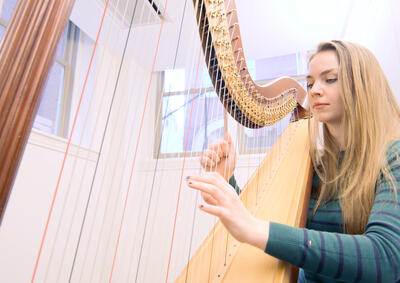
left=2, top=0, right=238, bottom=282
left=31, top=1, right=111, bottom=282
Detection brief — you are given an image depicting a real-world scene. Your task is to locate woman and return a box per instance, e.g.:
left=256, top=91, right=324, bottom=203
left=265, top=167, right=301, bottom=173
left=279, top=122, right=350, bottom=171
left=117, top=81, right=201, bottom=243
left=186, top=40, right=400, bottom=282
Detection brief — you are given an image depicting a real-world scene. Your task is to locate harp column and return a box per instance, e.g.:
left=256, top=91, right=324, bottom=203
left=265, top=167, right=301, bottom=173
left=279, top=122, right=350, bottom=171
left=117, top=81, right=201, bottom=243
left=0, top=0, right=75, bottom=221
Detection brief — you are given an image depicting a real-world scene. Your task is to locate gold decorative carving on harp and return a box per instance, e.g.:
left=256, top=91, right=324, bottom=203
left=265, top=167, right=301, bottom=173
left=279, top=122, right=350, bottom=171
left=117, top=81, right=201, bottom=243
left=0, top=0, right=312, bottom=282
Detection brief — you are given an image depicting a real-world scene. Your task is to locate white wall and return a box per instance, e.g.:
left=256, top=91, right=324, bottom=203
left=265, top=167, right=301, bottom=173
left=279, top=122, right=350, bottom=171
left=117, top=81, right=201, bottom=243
left=342, top=0, right=400, bottom=100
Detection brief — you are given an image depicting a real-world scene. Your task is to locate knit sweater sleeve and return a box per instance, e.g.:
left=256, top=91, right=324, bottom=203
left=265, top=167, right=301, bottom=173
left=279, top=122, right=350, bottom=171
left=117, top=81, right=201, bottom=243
left=265, top=144, right=400, bottom=282
left=228, top=175, right=241, bottom=195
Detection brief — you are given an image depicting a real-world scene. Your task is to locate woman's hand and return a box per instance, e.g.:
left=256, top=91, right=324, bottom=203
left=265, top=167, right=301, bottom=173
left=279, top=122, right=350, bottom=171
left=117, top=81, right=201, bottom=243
left=186, top=172, right=269, bottom=251
left=200, top=133, right=236, bottom=181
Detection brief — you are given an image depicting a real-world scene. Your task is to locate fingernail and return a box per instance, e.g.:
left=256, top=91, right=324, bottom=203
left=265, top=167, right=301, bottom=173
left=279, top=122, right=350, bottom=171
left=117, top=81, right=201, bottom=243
left=186, top=176, right=191, bottom=180
left=199, top=204, right=204, bottom=208
left=188, top=181, right=193, bottom=184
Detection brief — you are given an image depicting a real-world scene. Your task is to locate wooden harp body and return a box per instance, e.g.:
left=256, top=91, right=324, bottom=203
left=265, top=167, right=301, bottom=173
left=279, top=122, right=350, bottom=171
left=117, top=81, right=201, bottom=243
left=175, top=119, right=313, bottom=283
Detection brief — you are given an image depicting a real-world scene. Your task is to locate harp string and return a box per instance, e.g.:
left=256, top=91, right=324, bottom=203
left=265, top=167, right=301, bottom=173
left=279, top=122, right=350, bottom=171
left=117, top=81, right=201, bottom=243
left=30, top=1, right=111, bottom=282
left=181, top=1, right=220, bottom=279
left=55, top=0, right=175, bottom=281
left=183, top=0, right=227, bottom=280
left=132, top=0, right=192, bottom=282
left=196, top=1, right=224, bottom=278
left=108, top=1, right=171, bottom=282
left=44, top=0, right=139, bottom=282
left=74, top=1, right=137, bottom=281
left=134, top=0, right=211, bottom=280
left=31, top=0, right=154, bottom=281
left=204, top=0, right=245, bottom=280
left=205, top=0, right=230, bottom=276
left=164, top=1, right=211, bottom=281
left=40, top=1, right=134, bottom=281
left=72, top=0, right=175, bottom=281
left=171, top=0, right=248, bottom=280
left=149, top=1, right=199, bottom=280
left=169, top=0, right=239, bottom=279
left=70, top=0, right=144, bottom=282
left=220, top=0, right=242, bottom=270
left=123, top=2, right=156, bottom=278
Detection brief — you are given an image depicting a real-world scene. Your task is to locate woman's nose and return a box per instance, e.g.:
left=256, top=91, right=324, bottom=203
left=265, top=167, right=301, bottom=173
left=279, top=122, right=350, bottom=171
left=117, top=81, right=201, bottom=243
left=309, top=81, right=322, bottom=96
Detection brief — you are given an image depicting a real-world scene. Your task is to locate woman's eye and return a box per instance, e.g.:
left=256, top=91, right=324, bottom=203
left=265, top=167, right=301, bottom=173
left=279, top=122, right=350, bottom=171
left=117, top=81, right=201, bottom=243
left=326, top=78, right=337, bottom=84
left=307, top=83, right=313, bottom=89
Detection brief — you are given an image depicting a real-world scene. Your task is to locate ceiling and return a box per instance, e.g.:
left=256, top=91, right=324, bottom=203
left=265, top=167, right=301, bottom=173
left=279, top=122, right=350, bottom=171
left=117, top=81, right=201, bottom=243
left=71, top=0, right=400, bottom=96
left=235, top=0, right=354, bottom=60
left=125, top=0, right=382, bottom=70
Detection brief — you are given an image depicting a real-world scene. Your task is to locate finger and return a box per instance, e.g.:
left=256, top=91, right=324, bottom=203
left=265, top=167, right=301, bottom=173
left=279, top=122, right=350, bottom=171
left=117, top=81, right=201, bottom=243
left=224, top=132, right=232, bottom=145
left=200, top=150, right=220, bottom=166
left=186, top=176, right=225, bottom=201
left=200, top=157, right=218, bottom=170
left=188, top=172, right=234, bottom=196
left=200, top=172, right=237, bottom=195
left=198, top=203, right=223, bottom=218
left=188, top=172, right=224, bottom=185
left=224, top=133, right=236, bottom=156
left=209, top=141, right=229, bottom=157
left=201, top=192, right=218, bottom=205
left=202, top=149, right=219, bottom=160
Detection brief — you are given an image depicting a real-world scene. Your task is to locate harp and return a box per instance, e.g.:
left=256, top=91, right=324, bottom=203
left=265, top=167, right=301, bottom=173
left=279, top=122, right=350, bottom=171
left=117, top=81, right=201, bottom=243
left=0, top=0, right=312, bottom=282
left=173, top=1, right=312, bottom=282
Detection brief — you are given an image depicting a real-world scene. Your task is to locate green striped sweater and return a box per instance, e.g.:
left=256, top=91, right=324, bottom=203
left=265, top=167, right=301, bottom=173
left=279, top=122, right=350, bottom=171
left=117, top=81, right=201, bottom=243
left=265, top=140, right=400, bottom=282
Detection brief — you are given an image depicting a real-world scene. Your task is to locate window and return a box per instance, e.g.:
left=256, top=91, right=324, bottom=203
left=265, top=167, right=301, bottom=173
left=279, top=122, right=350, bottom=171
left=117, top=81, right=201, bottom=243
left=0, top=0, right=79, bottom=137
left=158, top=52, right=308, bottom=157
left=158, top=68, right=225, bottom=157
left=34, top=22, right=79, bottom=137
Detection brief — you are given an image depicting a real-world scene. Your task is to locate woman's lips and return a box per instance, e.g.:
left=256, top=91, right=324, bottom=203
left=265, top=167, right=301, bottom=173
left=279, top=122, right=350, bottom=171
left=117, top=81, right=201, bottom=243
left=313, top=103, right=329, bottom=109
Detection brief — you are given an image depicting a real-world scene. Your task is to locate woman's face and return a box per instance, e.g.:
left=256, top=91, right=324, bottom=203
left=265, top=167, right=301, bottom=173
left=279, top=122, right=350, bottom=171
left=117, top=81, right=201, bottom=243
left=307, top=50, right=344, bottom=128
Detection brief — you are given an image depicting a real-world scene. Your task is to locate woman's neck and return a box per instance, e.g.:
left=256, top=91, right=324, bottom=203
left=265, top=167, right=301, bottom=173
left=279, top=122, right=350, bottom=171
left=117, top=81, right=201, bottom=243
left=326, top=123, right=345, bottom=150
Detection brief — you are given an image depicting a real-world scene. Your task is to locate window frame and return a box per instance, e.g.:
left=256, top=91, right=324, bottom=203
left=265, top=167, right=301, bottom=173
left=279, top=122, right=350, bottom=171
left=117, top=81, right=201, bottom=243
left=55, top=22, right=80, bottom=138
left=155, top=71, right=227, bottom=159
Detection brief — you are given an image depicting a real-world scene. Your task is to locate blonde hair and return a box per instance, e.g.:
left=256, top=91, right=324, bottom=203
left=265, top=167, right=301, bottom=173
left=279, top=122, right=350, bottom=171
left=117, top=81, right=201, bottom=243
left=309, top=40, right=400, bottom=234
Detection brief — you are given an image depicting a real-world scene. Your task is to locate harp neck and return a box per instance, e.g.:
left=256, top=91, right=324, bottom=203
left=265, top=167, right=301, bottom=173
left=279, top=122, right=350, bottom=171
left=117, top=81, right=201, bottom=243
left=194, top=0, right=308, bottom=128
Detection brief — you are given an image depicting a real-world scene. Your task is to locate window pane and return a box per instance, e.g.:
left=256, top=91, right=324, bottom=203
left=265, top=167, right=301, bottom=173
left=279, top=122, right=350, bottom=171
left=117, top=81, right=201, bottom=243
left=164, top=69, right=185, bottom=92
left=1, top=0, right=18, bottom=23
left=243, top=115, right=290, bottom=151
left=161, top=94, right=185, bottom=153
left=33, top=61, right=65, bottom=134
left=189, top=92, right=224, bottom=152
left=160, top=91, right=224, bottom=155
left=164, top=67, right=214, bottom=93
